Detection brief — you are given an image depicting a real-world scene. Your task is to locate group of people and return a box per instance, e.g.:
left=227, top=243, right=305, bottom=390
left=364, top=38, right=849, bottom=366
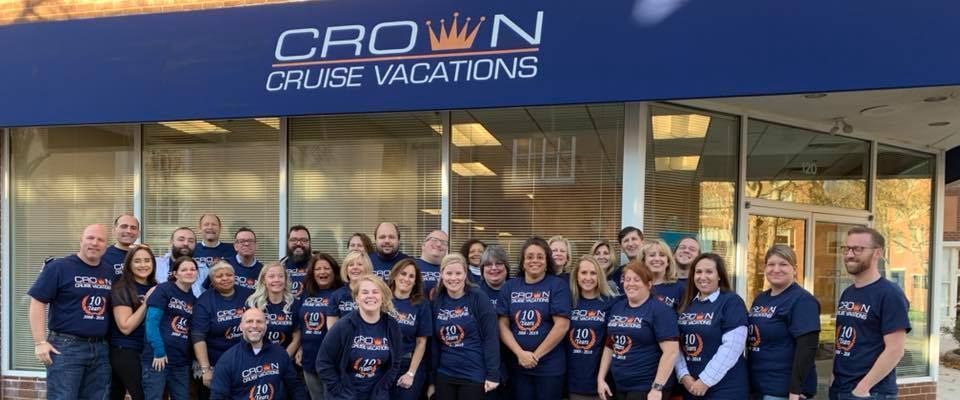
left=28, top=213, right=910, bottom=400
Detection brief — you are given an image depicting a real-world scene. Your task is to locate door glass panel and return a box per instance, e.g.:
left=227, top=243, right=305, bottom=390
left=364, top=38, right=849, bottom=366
left=745, top=215, right=807, bottom=304
left=813, top=220, right=863, bottom=398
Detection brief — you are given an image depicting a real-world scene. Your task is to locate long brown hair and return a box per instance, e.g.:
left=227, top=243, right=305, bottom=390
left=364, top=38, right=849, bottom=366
left=387, top=258, right=425, bottom=305
left=679, top=253, right=732, bottom=312
left=112, top=245, right=157, bottom=309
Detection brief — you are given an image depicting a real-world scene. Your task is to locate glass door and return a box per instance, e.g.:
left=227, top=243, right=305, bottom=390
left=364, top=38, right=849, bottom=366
left=745, top=211, right=808, bottom=304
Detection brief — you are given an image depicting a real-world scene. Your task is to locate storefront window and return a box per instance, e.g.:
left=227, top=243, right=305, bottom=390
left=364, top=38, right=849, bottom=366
left=450, top=104, right=623, bottom=261
left=8, top=125, right=135, bottom=371
left=874, top=144, right=934, bottom=378
left=143, top=119, right=281, bottom=258
left=747, top=121, right=869, bottom=210
left=288, top=113, right=441, bottom=259
left=645, top=105, right=738, bottom=262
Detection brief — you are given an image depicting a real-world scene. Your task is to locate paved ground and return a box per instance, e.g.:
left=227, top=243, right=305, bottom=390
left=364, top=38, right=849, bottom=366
left=939, top=333, right=960, bottom=399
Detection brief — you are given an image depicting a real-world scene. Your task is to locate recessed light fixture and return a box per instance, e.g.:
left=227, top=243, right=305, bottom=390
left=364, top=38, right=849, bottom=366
left=420, top=209, right=441, bottom=215
left=652, top=114, right=710, bottom=139
left=159, top=120, right=228, bottom=134
left=431, top=123, right=501, bottom=147
left=923, top=95, right=950, bottom=103
left=255, top=117, right=280, bottom=129
left=929, top=121, right=951, bottom=127
left=451, top=218, right=475, bottom=224
left=473, top=226, right=485, bottom=231
left=654, top=156, right=700, bottom=171
left=803, top=93, right=828, bottom=99
left=497, top=232, right=513, bottom=237
left=452, top=162, right=496, bottom=177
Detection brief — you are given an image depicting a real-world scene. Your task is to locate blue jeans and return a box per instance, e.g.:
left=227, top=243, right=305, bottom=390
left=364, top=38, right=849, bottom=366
left=829, top=387, right=897, bottom=400
left=761, top=396, right=789, bottom=400
left=45, top=335, right=111, bottom=400
left=141, top=362, right=190, bottom=400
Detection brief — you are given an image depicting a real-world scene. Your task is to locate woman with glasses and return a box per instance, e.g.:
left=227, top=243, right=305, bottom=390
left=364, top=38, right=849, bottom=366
left=748, top=245, right=820, bottom=400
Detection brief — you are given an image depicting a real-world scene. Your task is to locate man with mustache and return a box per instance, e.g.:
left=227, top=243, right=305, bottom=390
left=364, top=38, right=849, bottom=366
left=194, top=214, right=237, bottom=267
left=284, top=225, right=312, bottom=298
left=210, top=308, right=306, bottom=400
left=155, top=226, right=208, bottom=296
left=103, top=213, right=141, bottom=278
left=830, top=227, right=909, bottom=400
left=370, top=222, right=408, bottom=280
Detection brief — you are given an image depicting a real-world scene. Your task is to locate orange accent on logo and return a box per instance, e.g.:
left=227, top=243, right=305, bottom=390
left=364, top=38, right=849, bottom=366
left=248, top=383, right=275, bottom=400
left=612, top=335, right=633, bottom=356
left=426, top=12, right=486, bottom=51
left=683, top=333, right=704, bottom=357
left=304, top=313, right=325, bottom=331
left=514, top=310, right=542, bottom=332
left=440, top=325, right=466, bottom=347
left=835, top=327, right=857, bottom=352
left=171, top=316, right=189, bottom=335
left=80, top=295, right=106, bottom=316
left=748, top=324, right=761, bottom=348
left=568, top=329, right=597, bottom=351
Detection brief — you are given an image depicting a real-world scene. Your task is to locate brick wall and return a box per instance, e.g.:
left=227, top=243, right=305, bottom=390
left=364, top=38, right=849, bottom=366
left=0, top=0, right=302, bottom=26
left=1, top=376, right=45, bottom=399
left=898, top=381, right=938, bottom=399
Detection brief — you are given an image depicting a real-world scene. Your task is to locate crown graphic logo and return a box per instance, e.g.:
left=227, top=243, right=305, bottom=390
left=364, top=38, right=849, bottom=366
left=426, top=12, right=486, bottom=51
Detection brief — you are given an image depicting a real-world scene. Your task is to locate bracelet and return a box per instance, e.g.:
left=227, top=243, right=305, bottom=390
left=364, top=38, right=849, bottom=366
left=34, top=341, right=48, bottom=346
left=405, top=371, right=415, bottom=378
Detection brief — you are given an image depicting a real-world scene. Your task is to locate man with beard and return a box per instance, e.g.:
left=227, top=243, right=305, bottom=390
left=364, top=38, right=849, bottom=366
left=194, top=214, right=237, bottom=267
left=414, top=230, right=448, bottom=298
left=284, top=225, right=312, bottom=298
left=103, top=214, right=141, bottom=277
left=830, top=227, right=909, bottom=400
left=606, top=226, right=644, bottom=291
left=673, top=236, right=700, bottom=284
left=371, top=222, right=408, bottom=280
left=155, top=226, right=208, bottom=296
left=210, top=308, right=305, bottom=400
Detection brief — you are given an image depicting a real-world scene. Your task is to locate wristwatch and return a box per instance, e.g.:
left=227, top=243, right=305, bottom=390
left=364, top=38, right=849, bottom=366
left=651, top=382, right=665, bottom=391
left=405, top=371, right=415, bottom=378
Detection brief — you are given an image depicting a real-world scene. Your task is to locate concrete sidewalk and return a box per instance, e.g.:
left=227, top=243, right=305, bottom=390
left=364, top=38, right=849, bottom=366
left=939, top=334, right=960, bottom=399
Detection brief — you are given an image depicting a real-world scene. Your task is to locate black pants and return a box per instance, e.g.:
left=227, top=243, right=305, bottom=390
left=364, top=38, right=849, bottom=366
left=435, top=374, right=486, bottom=400
left=109, top=346, right=144, bottom=400
left=615, top=391, right=649, bottom=400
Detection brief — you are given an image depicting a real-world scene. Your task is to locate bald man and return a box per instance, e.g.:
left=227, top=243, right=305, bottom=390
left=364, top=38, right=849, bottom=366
left=211, top=308, right=306, bottom=400
left=103, top=214, right=140, bottom=277
left=28, top=224, right=114, bottom=400
left=415, top=230, right=448, bottom=298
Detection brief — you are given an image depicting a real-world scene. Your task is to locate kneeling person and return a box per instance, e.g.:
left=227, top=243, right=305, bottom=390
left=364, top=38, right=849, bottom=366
left=211, top=308, right=305, bottom=400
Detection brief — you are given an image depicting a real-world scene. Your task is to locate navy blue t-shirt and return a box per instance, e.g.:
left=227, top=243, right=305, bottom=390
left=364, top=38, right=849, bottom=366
left=298, top=288, right=339, bottom=373
left=370, top=251, right=408, bottom=280
left=414, top=258, right=441, bottom=299
left=678, top=290, right=749, bottom=399
left=435, top=294, right=487, bottom=383
left=143, top=281, right=196, bottom=367
left=265, top=300, right=301, bottom=348
left=102, top=246, right=128, bottom=277
left=653, top=281, right=686, bottom=310
left=566, top=296, right=615, bottom=395
left=284, top=258, right=308, bottom=299
left=192, top=286, right=253, bottom=366
left=228, top=256, right=262, bottom=291
left=832, top=278, right=911, bottom=395
left=606, top=297, right=679, bottom=392
left=391, top=297, right=433, bottom=357
left=480, top=281, right=501, bottom=308
left=748, top=283, right=820, bottom=397
left=210, top=341, right=305, bottom=400
left=496, top=275, right=572, bottom=376
left=193, top=242, right=237, bottom=267
left=332, top=285, right=357, bottom=316
left=110, top=282, right=154, bottom=351
left=28, top=254, right=114, bottom=338
left=349, top=318, right=393, bottom=399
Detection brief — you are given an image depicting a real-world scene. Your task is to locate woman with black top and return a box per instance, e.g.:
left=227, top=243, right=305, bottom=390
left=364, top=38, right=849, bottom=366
left=110, top=244, right=158, bottom=400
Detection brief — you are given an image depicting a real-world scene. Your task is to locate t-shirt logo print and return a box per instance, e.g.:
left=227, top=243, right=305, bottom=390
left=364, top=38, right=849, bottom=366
left=80, top=295, right=107, bottom=319
left=747, top=324, right=761, bottom=349
left=303, top=312, right=325, bottom=332
left=352, top=358, right=382, bottom=378
left=610, top=334, right=632, bottom=357
left=514, top=309, right=542, bottom=334
left=440, top=324, right=466, bottom=347
left=568, top=328, right=596, bottom=351
left=682, top=333, right=704, bottom=359
left=835, top=324, right=857, bottom=354
left=171, top=316, right=189, bottom=337
left=248, top=382, right=274, bottom=400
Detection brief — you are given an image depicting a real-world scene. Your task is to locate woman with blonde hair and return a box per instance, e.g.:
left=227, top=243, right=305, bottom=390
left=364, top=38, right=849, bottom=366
left=332, top=250, right=375, bottom=316
left=590, top=240, right=615, bottom=276
left=548, top=235, right=573, bottom=276
left=566, top=255, right=618, bottom=400
left=429, top=253, right=500, bottom=399
left=245, top=261, right=301, bottom=357
left=316, top=274, right=402, bottom=400
left=641, top=239, right=685, bottom=310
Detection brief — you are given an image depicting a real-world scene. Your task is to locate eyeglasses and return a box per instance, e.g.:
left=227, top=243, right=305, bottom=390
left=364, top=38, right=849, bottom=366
left=288, top=238, right=310, bottom=244
left=839, top=246, right=877, bottom=255
left=235, top=239, right=256, bottom=245
left=426, top=237, right=448, bottom=246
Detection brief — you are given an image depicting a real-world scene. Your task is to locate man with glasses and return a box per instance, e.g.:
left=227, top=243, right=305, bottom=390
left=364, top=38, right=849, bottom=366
left=830, top=226, right=909, bottom=400
left=194, top=213, right=237, bottom=266
left=103, top=214, right=141, bottom=277
left=371, top=222, right=409, bottom=280
left=284, top=225, right=312, bottom=298
left=228, top=227, right=262, bottom=290
left=415, top=230, right=448, bottom=298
